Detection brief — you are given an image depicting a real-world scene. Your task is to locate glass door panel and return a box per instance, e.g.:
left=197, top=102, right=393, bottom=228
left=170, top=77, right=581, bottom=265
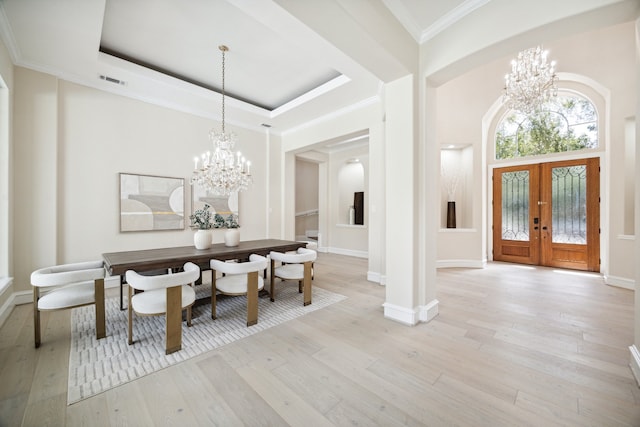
left=540, top=158, right=599, bottom=271
left=501, top=170, right=530, bottom=241
left=551, top=165, right=587, bottom=244
left=493, top=164, right=539, bottom=265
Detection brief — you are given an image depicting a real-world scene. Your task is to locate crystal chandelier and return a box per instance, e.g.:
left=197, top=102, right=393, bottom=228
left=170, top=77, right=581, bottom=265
left=190, top=45, right=252, bottom=196
left=503, top=46, right=557, bottom=114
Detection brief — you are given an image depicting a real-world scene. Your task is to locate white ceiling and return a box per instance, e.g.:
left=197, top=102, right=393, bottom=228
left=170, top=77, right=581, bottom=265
left=0, top=0, right=636, bottom=136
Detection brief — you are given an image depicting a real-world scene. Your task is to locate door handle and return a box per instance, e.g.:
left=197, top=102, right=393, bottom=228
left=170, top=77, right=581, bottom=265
left=542, top=226, right=548, bottom=230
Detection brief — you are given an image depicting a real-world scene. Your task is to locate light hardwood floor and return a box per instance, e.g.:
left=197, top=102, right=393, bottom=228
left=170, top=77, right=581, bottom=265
left=1, top=253, right=639, bottom=426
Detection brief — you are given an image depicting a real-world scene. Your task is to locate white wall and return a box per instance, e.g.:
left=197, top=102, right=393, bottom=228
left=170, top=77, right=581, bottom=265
left=14, top=68, right=58, bottom=293
left=11, top=73, right=270, bottom=291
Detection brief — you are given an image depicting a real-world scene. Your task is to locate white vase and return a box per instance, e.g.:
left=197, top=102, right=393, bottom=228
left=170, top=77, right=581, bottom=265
left=224, top=228, right=240, bottom=247
left=194, top=229, right=212, bottom=250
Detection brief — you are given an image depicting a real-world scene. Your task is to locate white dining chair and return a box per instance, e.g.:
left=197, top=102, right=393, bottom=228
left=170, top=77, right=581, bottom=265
left=125, top=262, right=200, bottom=354
left=269, top=247, right=317, bottom=306
left=210, top=254, right=268, bottom=326
left=31, top=260, right=106, bottom=348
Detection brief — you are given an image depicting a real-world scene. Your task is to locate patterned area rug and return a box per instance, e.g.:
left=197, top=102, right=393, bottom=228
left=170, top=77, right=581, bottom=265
left=68, top=283, right=346, bottom=405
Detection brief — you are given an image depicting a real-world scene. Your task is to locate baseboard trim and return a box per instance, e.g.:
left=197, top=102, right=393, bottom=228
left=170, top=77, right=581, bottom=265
left=367, top=271, right=386, bottom=285
left=419, top=299, right=439, bottom=322
left=604, top=275, right=635, bottom=291
left=326, top=247, right=368, bottom=259
left=383, top=298, right=439, bottom=326
left=629, top=345, right=640, bottom=386
left=0, top=289, right=31, bottom=329
left=437, top=259, right=486, bottom=269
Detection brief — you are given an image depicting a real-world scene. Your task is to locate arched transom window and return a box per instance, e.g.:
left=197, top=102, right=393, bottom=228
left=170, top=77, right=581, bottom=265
left=495, top=93, right=598, bottom=160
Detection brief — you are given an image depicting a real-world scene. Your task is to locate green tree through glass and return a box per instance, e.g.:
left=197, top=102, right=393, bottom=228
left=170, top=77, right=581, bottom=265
left=496, top=95, right=598, bottom=160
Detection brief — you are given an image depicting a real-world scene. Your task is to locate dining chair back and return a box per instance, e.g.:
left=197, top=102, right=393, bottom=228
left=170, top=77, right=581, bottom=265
left=31, top=260, right=106, bottom=348
left=125, top=262, right=200, bottom=354
left=210, top=254, right=268, bottom=326
left=269, top=247, right=317, bottom=306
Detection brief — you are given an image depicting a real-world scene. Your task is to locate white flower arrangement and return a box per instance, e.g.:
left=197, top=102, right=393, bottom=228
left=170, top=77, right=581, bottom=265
left=441, top=165, right=460, bottom=202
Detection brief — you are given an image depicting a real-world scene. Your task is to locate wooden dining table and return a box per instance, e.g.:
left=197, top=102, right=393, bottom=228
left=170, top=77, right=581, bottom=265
left=103, top=239, right=308, bottom=310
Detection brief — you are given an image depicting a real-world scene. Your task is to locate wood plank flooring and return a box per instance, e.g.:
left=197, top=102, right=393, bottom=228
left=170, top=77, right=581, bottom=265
left=1, top=254, right=639, bottom=426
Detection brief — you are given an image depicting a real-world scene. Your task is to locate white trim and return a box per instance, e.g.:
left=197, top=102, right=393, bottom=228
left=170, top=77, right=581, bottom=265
left=419, top=0, right=490, bottom=43
left=419, top=299, right=439, bottom=322
left=438, top=228, right=478, bottom=233
left=382, top=302, right=418, bottom=325
left=629, top=345, right=640, bottom=387
left=271, top=75, right=351, bottom=117
left=437, top=259, right=486, bottom=269
left=618, top=234, right=636, bottom=240
left=0, top=276, right=12, bottom=295
left=0, top=290, right=31, bottom=329
left=383, top=298, right=439, bottom=325
left=367, top=271, right=385, bottom=285
left=281, top=96, right=379, bottom=136
left=604, top=275, right=635, bottom=291
left=383, top=0, right=490, bottom=44
left=326, top=247, right=368, bottom=259
left=379, top=0, right=422, bottom=42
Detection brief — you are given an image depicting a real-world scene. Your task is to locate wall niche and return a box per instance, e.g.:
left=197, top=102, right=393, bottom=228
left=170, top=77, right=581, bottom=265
left=338, top=159, right=365, bottom=226
left=440, top=145, right=473, bottom=229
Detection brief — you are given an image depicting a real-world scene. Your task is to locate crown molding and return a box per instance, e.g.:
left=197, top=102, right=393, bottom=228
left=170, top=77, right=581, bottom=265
left=420, top=0, right=491, bottom=43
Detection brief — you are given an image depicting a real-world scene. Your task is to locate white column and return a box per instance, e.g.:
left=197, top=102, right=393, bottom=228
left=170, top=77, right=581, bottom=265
left=418, top=82, right=439, bottom=322
left=367, top=121, right=386, bottom=283
left=382, top=75, right=426, bottom=324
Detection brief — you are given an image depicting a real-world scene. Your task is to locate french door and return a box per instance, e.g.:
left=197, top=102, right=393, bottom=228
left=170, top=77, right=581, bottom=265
left=493, top=158, right=600, bottom=272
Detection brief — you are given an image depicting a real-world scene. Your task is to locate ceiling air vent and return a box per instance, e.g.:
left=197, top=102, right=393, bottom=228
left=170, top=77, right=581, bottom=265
left=99, top=75, right=126, bottom=86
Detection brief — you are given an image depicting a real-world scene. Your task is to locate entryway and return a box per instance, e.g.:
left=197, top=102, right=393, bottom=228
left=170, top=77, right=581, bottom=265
left=492, top=157, right=600, bottom=272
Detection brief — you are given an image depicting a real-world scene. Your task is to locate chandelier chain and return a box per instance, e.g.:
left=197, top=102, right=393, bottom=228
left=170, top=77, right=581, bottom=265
left=220, top=45, right=226, bottom=134
left=189, top=44, right=252, bottom=197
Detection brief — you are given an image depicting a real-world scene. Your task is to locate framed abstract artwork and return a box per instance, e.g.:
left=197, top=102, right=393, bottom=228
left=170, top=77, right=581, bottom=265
left=191, top=184, right=238, bottom=224
left=119, top=173, right=185, bottom=232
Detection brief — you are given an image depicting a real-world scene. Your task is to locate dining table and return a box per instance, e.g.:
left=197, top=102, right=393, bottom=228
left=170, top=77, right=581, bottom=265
left=103, top=239, right=308, bottom=310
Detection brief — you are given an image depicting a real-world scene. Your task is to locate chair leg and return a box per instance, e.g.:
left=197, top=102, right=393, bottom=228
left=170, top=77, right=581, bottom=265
left=269, top=259, right=276, bottom=302
left=165, top=285, right=182, bottom=355
left=94, top=278, right=106, bottom=340
left=33, top=287, right=41, bottom=348
left=246, top=271, right=259, bottom=326
left=187, top=306, right=192, bottom=327
left=128, top=285, right=134, bottom=345
left=303, top=261, right=312, bottom=306
left=211, top=271, right=217, bottom=319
